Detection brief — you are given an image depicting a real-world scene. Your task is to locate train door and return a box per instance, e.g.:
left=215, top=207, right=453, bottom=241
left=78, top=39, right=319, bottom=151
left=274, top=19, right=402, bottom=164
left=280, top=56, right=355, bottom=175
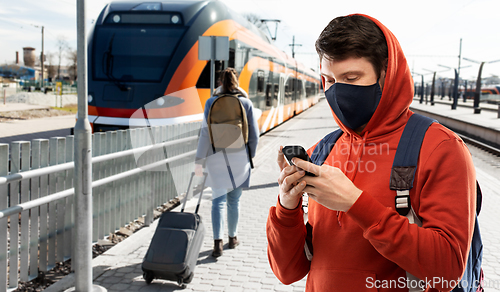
left=293, top=72, right=298, bottom=115
left=278, top=73, right=285, bottom=124
left=265, top=57, right=274, bottom=110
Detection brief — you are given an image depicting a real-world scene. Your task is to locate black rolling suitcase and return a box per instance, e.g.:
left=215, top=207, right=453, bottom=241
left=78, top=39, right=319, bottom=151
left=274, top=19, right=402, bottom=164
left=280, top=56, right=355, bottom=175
left=142, top=172, right=207, bottom=287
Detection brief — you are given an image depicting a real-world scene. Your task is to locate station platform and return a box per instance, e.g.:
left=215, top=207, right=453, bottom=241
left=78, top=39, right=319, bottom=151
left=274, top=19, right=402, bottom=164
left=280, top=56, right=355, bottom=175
left=44, top=98, right=500, bottom=292
left=410, top=97, right=500, bottom=148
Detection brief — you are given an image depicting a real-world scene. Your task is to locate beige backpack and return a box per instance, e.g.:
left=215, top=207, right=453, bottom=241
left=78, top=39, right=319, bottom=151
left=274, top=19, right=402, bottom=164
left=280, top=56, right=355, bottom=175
left=207, top=93, right=248, bottom=149
left=207, top=93, right=254, bottom=168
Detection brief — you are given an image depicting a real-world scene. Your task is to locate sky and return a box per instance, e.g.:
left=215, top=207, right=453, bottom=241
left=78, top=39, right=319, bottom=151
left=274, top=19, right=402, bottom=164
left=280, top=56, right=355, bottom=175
left=1, top=0, right=500, bottom=83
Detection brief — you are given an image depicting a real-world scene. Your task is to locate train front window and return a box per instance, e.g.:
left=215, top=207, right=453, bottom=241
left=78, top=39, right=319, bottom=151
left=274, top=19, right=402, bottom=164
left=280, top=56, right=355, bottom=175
left=93, top=26, right=185, bottom=82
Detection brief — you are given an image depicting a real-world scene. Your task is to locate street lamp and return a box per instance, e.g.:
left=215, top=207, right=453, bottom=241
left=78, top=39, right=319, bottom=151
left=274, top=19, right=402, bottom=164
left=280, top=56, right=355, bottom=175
left=438, top=64, right=461, bottom=109
left=412, top=72, right=425, bottom=104
left=30, top=24, right=44, bottom=88
left=463, top=57, right=500, bottom=114
left=422, top=69, right=437, bottom=105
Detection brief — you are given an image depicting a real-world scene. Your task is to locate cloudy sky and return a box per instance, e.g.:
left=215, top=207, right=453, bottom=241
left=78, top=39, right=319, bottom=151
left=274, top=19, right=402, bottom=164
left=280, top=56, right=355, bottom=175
left=1, top=0, right=499, bottom=81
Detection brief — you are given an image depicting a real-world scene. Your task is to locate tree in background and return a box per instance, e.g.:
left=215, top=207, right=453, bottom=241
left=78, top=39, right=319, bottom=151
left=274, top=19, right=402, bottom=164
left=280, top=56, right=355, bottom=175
left=67, top=49, right=77, bottom=81
left=45, top=52, right=57, bottom=81
left=56, top=36, right=70, bottom=80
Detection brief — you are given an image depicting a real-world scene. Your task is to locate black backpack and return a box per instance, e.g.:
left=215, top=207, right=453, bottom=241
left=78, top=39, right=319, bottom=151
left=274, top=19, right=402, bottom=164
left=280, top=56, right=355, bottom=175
left=310, top=113, right=484, bottom=292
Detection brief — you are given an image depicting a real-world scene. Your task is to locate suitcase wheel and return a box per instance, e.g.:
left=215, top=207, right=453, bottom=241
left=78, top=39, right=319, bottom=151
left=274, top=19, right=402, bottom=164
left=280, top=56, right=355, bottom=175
left=177, top=276, right=186, bottom=288
left=143, top=272, right=154, bottom=285
left=184, top=272, right=194, bottom=284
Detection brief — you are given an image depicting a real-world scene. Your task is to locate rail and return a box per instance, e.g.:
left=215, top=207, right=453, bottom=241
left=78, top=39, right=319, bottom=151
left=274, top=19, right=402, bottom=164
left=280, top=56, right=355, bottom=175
left=0, top=122, right=201, bottom=291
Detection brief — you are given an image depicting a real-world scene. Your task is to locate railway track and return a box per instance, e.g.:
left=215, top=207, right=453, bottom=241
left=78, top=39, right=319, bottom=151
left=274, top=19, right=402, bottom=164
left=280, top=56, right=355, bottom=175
left=458, top=133, right=500, bottom=157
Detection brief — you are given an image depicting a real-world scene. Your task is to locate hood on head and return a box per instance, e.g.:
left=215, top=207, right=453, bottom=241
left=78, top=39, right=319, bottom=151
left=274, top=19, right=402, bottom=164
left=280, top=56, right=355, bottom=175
left=325, top=14, right=414, bottom=138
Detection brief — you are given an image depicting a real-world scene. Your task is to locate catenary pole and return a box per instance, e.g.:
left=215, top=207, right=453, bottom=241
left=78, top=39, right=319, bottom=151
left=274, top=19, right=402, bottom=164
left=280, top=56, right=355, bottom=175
left=67, top=1, right=106, bottom=291
left=41, top=26, right=44, bottom=88
left=74, top=0, right=93, bottom=289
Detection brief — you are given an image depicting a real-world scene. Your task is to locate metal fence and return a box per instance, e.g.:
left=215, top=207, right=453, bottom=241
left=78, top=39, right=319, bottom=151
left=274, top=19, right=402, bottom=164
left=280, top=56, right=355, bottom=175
left=0, top=121, right=201, bottom=291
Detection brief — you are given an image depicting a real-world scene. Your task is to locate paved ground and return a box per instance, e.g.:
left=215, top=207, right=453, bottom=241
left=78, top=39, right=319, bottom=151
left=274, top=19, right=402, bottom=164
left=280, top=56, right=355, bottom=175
left=43, top=98, right=500, bottom=292
left=46, top=99, right=337, bottom=292
left=0, top=102, right=50, bottom=112
left=0, top=102, right=75, bottom=144
left=410, top=99, right=500, bottom=131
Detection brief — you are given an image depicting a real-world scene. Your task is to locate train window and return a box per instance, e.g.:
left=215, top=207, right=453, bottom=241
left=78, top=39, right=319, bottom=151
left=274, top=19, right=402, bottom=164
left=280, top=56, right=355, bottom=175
left=273, top=84, right=278, bottom=107
left=196, top=60, right=225, bottom=89
left=297, top=80, right=304, bottom=98
left=284, top=84, right=290, bottom=104
left=92, top=26, right=185, bottom=82
left=285, top=78, right=293, bottom=104
left=265, top=83, right=272, bottom=106
left=229, top=49, right=235, bottom=68
left=257, top=71, right=264, bottom=93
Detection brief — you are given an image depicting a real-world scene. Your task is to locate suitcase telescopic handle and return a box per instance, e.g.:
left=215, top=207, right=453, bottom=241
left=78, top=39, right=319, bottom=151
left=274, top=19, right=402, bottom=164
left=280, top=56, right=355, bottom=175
left=180, top=172, right=208, bottom=214
left=194, top=173, right=208, bottom=214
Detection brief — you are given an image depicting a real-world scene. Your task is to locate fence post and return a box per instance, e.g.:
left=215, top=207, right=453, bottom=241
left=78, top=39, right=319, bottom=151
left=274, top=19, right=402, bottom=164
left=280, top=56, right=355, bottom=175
left=9, top=142, right=21, bottom=288
left=0, top=144, right=8, bottom=291
left=109, top=131, right=117, bottom=235
left=38, top=140, right=49, bottom=273
left=64, top=136, right=74, bottom=261
left=19, top=141, right=30, bottom=282
left=29, top=140, right=42, bottom=280
left=115, top=130, right=125, bottom=231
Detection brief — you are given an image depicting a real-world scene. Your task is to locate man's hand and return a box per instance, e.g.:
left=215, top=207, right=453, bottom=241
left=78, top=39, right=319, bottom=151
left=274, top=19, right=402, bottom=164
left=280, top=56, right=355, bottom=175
left=277, top=146, right=307, bottom=210
left=292, top=157, right=363, bottom=212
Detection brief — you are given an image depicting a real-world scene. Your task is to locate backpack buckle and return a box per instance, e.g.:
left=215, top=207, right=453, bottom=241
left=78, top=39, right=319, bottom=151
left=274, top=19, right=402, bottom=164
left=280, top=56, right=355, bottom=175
left=395, top=190, right=411, bottom=216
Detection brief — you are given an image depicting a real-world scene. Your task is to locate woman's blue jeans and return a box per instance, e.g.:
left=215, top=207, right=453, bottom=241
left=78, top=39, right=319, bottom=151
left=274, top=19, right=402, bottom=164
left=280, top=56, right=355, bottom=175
left=211, top=187, right=243, bottom=240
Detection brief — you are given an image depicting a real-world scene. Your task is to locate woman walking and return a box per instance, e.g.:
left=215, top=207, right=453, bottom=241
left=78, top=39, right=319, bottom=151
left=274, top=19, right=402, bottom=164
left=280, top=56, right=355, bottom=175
left=195, top=68, right=259, bottom=257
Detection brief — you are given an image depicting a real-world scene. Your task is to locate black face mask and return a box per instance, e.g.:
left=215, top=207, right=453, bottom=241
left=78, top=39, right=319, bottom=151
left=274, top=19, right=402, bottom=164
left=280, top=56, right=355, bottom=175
left=324, top=81, right=382, bottom=130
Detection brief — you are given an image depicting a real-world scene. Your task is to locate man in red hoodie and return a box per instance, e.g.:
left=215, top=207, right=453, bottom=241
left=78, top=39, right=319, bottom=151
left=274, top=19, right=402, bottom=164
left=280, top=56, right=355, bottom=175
left=266, top=14, right=476, bottom=291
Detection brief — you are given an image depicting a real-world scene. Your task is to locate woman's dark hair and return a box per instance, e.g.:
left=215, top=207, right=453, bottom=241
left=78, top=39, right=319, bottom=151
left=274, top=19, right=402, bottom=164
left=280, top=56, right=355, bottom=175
left=221, top=67, right=239, bottom=93
left=315, top=15, right=388, bottom=77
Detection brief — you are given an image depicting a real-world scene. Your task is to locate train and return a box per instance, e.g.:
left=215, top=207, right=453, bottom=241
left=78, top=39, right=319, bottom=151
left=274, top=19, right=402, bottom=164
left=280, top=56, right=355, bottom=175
left=459, top=85, right=500, bottom=102
left=87, top=0, right=321, bottom=134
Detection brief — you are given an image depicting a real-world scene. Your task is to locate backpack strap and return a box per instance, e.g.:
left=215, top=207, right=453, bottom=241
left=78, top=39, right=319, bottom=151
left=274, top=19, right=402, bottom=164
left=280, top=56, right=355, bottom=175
left=310, top=129, right=343, bottom=166
left=304, top=128, right=342, bottom=261
left=390, top=113, right=437, bottom=292
left=390, top=113, right=436, bottom=216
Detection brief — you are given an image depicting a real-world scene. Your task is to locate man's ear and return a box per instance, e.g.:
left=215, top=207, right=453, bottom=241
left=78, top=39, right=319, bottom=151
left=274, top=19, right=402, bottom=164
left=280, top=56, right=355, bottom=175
left=319, top=62, right=326, bottom=89
left=379, top=69, right=386, bottom=90
left=378, top=58, right=388, bottom=89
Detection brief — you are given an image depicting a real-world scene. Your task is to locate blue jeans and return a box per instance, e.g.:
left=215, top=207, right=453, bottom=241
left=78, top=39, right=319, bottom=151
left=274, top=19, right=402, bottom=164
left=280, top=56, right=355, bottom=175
left=211, top=187, right=243, bottom=240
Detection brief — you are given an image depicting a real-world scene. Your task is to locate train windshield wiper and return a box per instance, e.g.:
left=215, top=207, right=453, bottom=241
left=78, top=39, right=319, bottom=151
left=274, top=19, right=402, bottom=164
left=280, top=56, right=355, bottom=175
left=102, top=34, right=129, bottom=91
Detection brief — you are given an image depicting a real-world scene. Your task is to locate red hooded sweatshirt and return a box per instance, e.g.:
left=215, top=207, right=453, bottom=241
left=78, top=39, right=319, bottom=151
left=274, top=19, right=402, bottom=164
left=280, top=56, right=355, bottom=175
left=266, top=14, right=476, bottom=292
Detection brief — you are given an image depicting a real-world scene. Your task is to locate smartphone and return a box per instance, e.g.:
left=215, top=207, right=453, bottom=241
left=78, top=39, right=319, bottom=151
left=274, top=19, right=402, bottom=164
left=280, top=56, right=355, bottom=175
left=282, top=145, right=315, bottom=176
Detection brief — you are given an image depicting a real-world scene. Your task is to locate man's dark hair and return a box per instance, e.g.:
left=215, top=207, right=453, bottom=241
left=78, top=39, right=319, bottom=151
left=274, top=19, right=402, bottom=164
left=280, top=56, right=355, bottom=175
left=315, top=15, right=388, bottom=78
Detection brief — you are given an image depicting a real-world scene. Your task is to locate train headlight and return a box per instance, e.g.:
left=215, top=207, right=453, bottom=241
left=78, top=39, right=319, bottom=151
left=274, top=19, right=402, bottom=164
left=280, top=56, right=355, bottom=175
left=171, top=15, right=180, bottom=24
left=112, top=15, right=121, bottom=23
left=88, top=94, right=93, bottom=103
left=156, top=97, right=165, bottom=106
